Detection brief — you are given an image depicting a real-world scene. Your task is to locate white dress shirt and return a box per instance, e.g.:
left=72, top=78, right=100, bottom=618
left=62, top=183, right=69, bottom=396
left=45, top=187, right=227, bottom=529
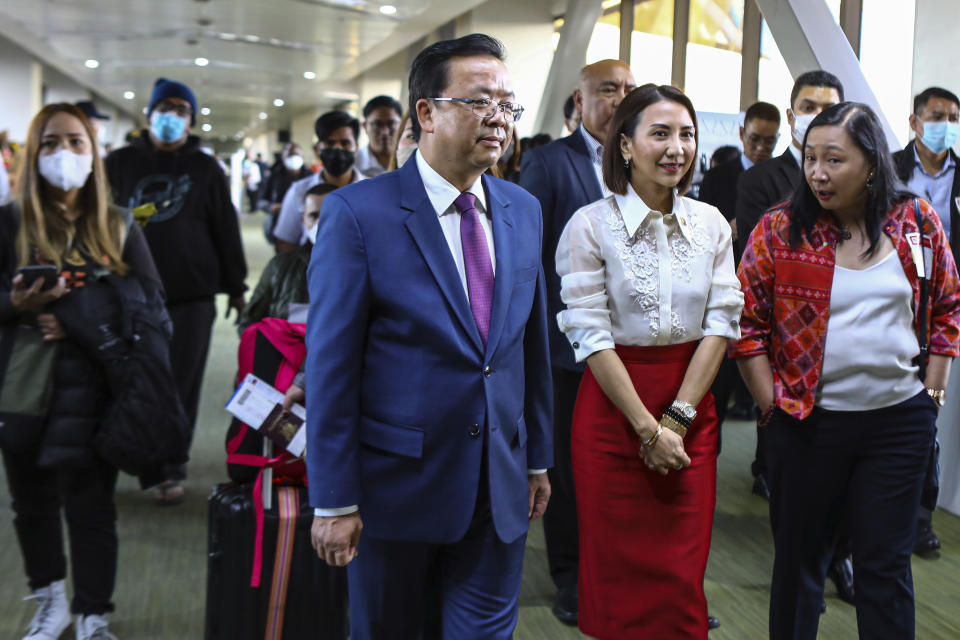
left=315, top=151, right=542, bottom=518
left=579, top=125, right=613, bottom=199
left=555, top=185, right=743, bottom=361
left=355, top=144, right=388, bottom=177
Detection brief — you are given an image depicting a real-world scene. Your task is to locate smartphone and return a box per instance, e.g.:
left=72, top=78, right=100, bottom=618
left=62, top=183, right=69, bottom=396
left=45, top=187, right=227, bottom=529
left=16, top=265, right=60, bottom=290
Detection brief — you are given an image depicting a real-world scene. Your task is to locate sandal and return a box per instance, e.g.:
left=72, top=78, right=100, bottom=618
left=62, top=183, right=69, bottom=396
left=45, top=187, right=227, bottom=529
left=154, top=480, right=185, bottom=506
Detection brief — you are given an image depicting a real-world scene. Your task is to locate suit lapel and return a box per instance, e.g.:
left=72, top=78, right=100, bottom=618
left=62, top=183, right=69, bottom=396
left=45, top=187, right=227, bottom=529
left=483, top=176, right=514, bottom=361
left=564, top=133, right=604, bottom=203
left=400, top=161, right=484, bottom=354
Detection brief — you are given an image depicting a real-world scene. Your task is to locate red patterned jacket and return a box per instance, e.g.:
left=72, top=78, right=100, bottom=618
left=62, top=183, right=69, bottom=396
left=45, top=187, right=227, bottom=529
left=730, top=197, right=960, bottom=419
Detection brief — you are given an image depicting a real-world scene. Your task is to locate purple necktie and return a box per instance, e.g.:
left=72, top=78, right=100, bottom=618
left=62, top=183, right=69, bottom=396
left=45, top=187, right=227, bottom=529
left=454, top=192, right=494, bottom=346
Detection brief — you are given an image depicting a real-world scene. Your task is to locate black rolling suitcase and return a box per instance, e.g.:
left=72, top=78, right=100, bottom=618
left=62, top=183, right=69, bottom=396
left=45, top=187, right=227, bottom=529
left=205, top=482, right=348, bottom=640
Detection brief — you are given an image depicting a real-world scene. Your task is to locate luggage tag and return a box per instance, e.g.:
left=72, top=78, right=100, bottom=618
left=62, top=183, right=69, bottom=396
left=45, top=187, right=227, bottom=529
left=906, top=232, right=926, bottom=279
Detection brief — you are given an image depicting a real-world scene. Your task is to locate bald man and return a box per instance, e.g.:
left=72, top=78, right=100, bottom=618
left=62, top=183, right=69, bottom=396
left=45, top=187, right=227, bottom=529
left=518, top=59, right=635, bottom=626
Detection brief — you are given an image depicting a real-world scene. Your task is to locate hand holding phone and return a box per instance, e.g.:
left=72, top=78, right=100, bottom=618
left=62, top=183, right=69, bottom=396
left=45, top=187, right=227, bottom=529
left=16, top=265, right=60, bottom=291
left=10, top=266, right=68, bottom=312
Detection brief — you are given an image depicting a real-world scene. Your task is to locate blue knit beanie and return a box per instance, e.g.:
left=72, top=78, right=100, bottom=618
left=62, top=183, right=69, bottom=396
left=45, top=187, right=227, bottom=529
left=148, top=78, right=198, bottom=125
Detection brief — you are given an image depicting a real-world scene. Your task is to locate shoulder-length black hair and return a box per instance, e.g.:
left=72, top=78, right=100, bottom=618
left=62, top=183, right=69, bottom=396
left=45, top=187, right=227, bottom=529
left=789, top=102, right=910, bottom=255
left=602, top=83, right=698, bottom=196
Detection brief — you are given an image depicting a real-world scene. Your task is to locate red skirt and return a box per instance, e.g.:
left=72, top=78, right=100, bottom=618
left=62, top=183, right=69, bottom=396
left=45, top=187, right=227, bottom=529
left=573, top=343, right=718, bottom=640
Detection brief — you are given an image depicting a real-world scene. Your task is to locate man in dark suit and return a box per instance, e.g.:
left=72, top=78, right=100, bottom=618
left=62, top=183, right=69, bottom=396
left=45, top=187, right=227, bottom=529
left=894, top=86, right=960, bottom=556
left=735, top=70, right=854, bottom=606
left=518, top=59, right=634, bottom=626
left=305, top=34, right=553, bottom=639
left=700, top=101, right=780, bottom=427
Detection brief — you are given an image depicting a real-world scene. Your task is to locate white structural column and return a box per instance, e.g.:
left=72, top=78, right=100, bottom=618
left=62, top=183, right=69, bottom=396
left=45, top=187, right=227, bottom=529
left=0, top=34, right=42, bottom=141
left=753, top=0, right=899, bottom=149
left=534, top=0, right=604, bottom=137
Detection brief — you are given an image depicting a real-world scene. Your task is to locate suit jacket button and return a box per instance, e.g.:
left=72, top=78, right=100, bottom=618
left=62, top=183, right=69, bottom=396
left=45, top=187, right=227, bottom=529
left=483, top=366, right=492, bottom=378
left=469, top=423, right=481, bottom=437
left=572, top=341, right=580, bottom=349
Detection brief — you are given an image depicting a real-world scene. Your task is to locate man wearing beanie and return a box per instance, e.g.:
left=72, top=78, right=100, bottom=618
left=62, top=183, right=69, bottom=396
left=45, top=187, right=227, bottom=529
left=272, top=110, right=367, bottom=252
left=105, top=77, right=247, bottom=504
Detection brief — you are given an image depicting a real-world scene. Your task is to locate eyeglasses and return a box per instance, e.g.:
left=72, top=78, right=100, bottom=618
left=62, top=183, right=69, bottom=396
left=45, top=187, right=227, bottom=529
left=745, top=133, right=779, bottom=148
left=428, top=97, right=524, bottom=122
left=156, top=101, right=193, bottom=118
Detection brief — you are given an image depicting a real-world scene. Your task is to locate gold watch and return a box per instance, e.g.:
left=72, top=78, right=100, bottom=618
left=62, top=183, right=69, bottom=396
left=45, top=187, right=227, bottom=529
left=927, top=388, right=946, bottom=408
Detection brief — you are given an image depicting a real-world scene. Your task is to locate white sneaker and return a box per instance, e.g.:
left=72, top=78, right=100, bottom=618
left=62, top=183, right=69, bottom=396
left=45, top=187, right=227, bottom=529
left=22, top=579, right=71, bottom=640
left=74, top=614, right=117, bottom=640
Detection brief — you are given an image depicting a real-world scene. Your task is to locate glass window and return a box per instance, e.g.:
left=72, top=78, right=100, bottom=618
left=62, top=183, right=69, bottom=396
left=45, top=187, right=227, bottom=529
left=584, top=0, right=674, bottom=86
left=757, top=18, right=794, bottom=156
left=586, top=2, right=622, bottom=64
left=683, top=0, right=745, bottom=114
left=860, top=0, right=916, bottom=147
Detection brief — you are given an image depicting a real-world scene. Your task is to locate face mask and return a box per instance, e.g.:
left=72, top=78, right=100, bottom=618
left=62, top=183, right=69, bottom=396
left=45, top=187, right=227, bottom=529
left=320, top=148, right=355, bottom=177
left=306, top=221, right=319, bottom=245
left=791, top=113, right=816, bottom=145
left=150, top=110, right=189, bottom=145
left=395, top=145, right=416, bottom=168
left=38, top=149, right=93, bottom=191
left=920, top=121, right=960, bottom=155
left=284, top=154, right=304, bottom=171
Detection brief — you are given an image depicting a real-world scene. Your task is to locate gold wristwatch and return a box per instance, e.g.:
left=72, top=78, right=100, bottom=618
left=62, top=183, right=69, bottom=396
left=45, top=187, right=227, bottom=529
left=927, top=388, right=946, bottom=408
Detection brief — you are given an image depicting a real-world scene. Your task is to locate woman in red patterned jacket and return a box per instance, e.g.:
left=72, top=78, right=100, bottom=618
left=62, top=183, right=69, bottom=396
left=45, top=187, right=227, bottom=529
left=731, top=102, right=960, bottom=640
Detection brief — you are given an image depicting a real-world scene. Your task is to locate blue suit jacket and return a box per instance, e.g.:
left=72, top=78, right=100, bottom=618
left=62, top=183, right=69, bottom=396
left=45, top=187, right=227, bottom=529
left=518, top=132, right=603, bottom=372
left=305, top=157, right=553, bottom=544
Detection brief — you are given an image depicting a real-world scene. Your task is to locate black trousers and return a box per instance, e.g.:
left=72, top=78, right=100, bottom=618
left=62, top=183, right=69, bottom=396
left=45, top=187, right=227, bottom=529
left=2, top=448, right=119, bottom=615
left=543, top=367, right=582, bottom=592
left=165, top=298, right=217, bottom=481
left=766, top=391, right=935, bottom=640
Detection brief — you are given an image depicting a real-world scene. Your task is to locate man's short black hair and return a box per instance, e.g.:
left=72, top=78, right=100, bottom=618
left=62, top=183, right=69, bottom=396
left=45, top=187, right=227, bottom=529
left=563, top=94, right=576, bottom=120
left=305, top=182, right=337, bottom=200
left=363, top=95, right=403, bottom=119
left=315, top=110, right=360, bottom=142
left=408, top=33, right=506, bottom=141
left=790, top=70, right=844, bottom=109
left=744, top=101, right=780, bottom=126
left=913, top=87, right=960, bottom=116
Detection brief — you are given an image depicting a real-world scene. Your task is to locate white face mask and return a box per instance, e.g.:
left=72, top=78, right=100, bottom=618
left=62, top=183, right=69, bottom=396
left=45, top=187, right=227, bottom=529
left=791, top=113, right=816, bottom=146
left=306, top=220, right=319, bottom=244
left=38, top=149, right=94, bottom=191
left=395, top=145, right=416, bottom=168
left=284, top=155, right=304, bottom=171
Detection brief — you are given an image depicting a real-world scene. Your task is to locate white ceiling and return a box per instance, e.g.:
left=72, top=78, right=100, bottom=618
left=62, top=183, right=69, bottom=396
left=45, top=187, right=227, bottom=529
left=0, top=0, right=483, bottom=140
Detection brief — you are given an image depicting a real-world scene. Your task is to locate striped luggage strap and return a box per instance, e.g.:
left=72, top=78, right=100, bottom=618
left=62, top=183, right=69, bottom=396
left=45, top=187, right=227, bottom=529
left=264, top=485, right=299, bottom=640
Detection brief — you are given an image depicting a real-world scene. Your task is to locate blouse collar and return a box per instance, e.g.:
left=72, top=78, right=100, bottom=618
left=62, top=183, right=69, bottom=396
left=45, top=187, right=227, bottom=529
left=613, top=183, right=690, bottom=241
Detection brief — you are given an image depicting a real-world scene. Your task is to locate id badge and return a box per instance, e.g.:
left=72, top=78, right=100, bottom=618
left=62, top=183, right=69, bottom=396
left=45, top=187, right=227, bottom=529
left=907, top=232, right=926, bottom=279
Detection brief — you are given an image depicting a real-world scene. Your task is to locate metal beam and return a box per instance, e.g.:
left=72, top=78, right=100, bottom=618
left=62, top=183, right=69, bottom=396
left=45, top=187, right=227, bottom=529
left=740, top=0, right=762, bottom=110
left=671, top=0, right=690, bottom=89
left=619, top=0, right=635, bottom=63
left=839, top=0, right=862, bottom=58
left=752, top=0, right=899, bottom=149
left=534, top=0, right=605, bottom=136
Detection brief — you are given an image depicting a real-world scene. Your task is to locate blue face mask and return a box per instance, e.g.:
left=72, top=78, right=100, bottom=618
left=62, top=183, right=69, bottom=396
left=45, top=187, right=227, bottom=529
left=150, top=111, right=189, bottom=144
left=920, top=120, right=960, bottom=155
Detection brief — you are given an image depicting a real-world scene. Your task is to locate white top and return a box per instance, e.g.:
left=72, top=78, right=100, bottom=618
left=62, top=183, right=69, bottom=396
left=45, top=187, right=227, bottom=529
left=555, top=185, right=743, bottom=361
left=355, top=144, right=387, bottom=178
left=0, top=162, right=10, bottom=206
left=273, top=168, right=367, bottom=245
left=818, top=249, right=924, bottom=411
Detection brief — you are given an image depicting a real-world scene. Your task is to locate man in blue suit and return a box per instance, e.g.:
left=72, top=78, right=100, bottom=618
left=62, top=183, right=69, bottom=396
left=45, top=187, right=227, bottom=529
left=518, top=58, right=634, bottom=625
left=305, top=33, right=553, bottom=639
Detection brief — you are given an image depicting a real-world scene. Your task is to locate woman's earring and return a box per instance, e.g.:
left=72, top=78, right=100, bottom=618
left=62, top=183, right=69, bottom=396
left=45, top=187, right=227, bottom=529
left=623, top=157, right=630, bottom=168
left=866, top=172, right=875, bottom=188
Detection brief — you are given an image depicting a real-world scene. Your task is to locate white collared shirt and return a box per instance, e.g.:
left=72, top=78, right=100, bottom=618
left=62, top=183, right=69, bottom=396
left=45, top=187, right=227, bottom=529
left=415, top=149, right=496, bottom=294
left=355, top=144, right=387, bottom=177
left=907, top=145, right=955, bottom=237
left=579, top=125, right=613, bottom=199
left=740, top=153, right=754, bottom=171
left=788, top=143, right=802, bottom=166
left=555, top=185, right=743, bottom=361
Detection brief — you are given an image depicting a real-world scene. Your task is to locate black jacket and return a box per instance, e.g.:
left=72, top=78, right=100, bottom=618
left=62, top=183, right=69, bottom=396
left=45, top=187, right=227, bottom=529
left=258, top=164, right=312, bottom=210
left=734, top=149, right=802, bottom=254
left=893, top=140, right=960, bottom=264
left=699, top=155, right=744, bottom=222
left=105, top=132, right=247, bottom=304
left=518, top=131, right=604, bottom=372
left=0, top=204, right=167, bottom=473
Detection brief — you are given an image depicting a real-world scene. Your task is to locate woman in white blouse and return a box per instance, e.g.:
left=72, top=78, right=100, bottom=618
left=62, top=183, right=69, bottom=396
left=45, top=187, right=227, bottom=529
left=555, top=83, right=743, bottom=639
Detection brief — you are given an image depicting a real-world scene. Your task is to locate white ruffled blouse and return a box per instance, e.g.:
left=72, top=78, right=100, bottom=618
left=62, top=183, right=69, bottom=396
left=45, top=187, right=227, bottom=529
left=555, top=185, right=744, bottom=362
